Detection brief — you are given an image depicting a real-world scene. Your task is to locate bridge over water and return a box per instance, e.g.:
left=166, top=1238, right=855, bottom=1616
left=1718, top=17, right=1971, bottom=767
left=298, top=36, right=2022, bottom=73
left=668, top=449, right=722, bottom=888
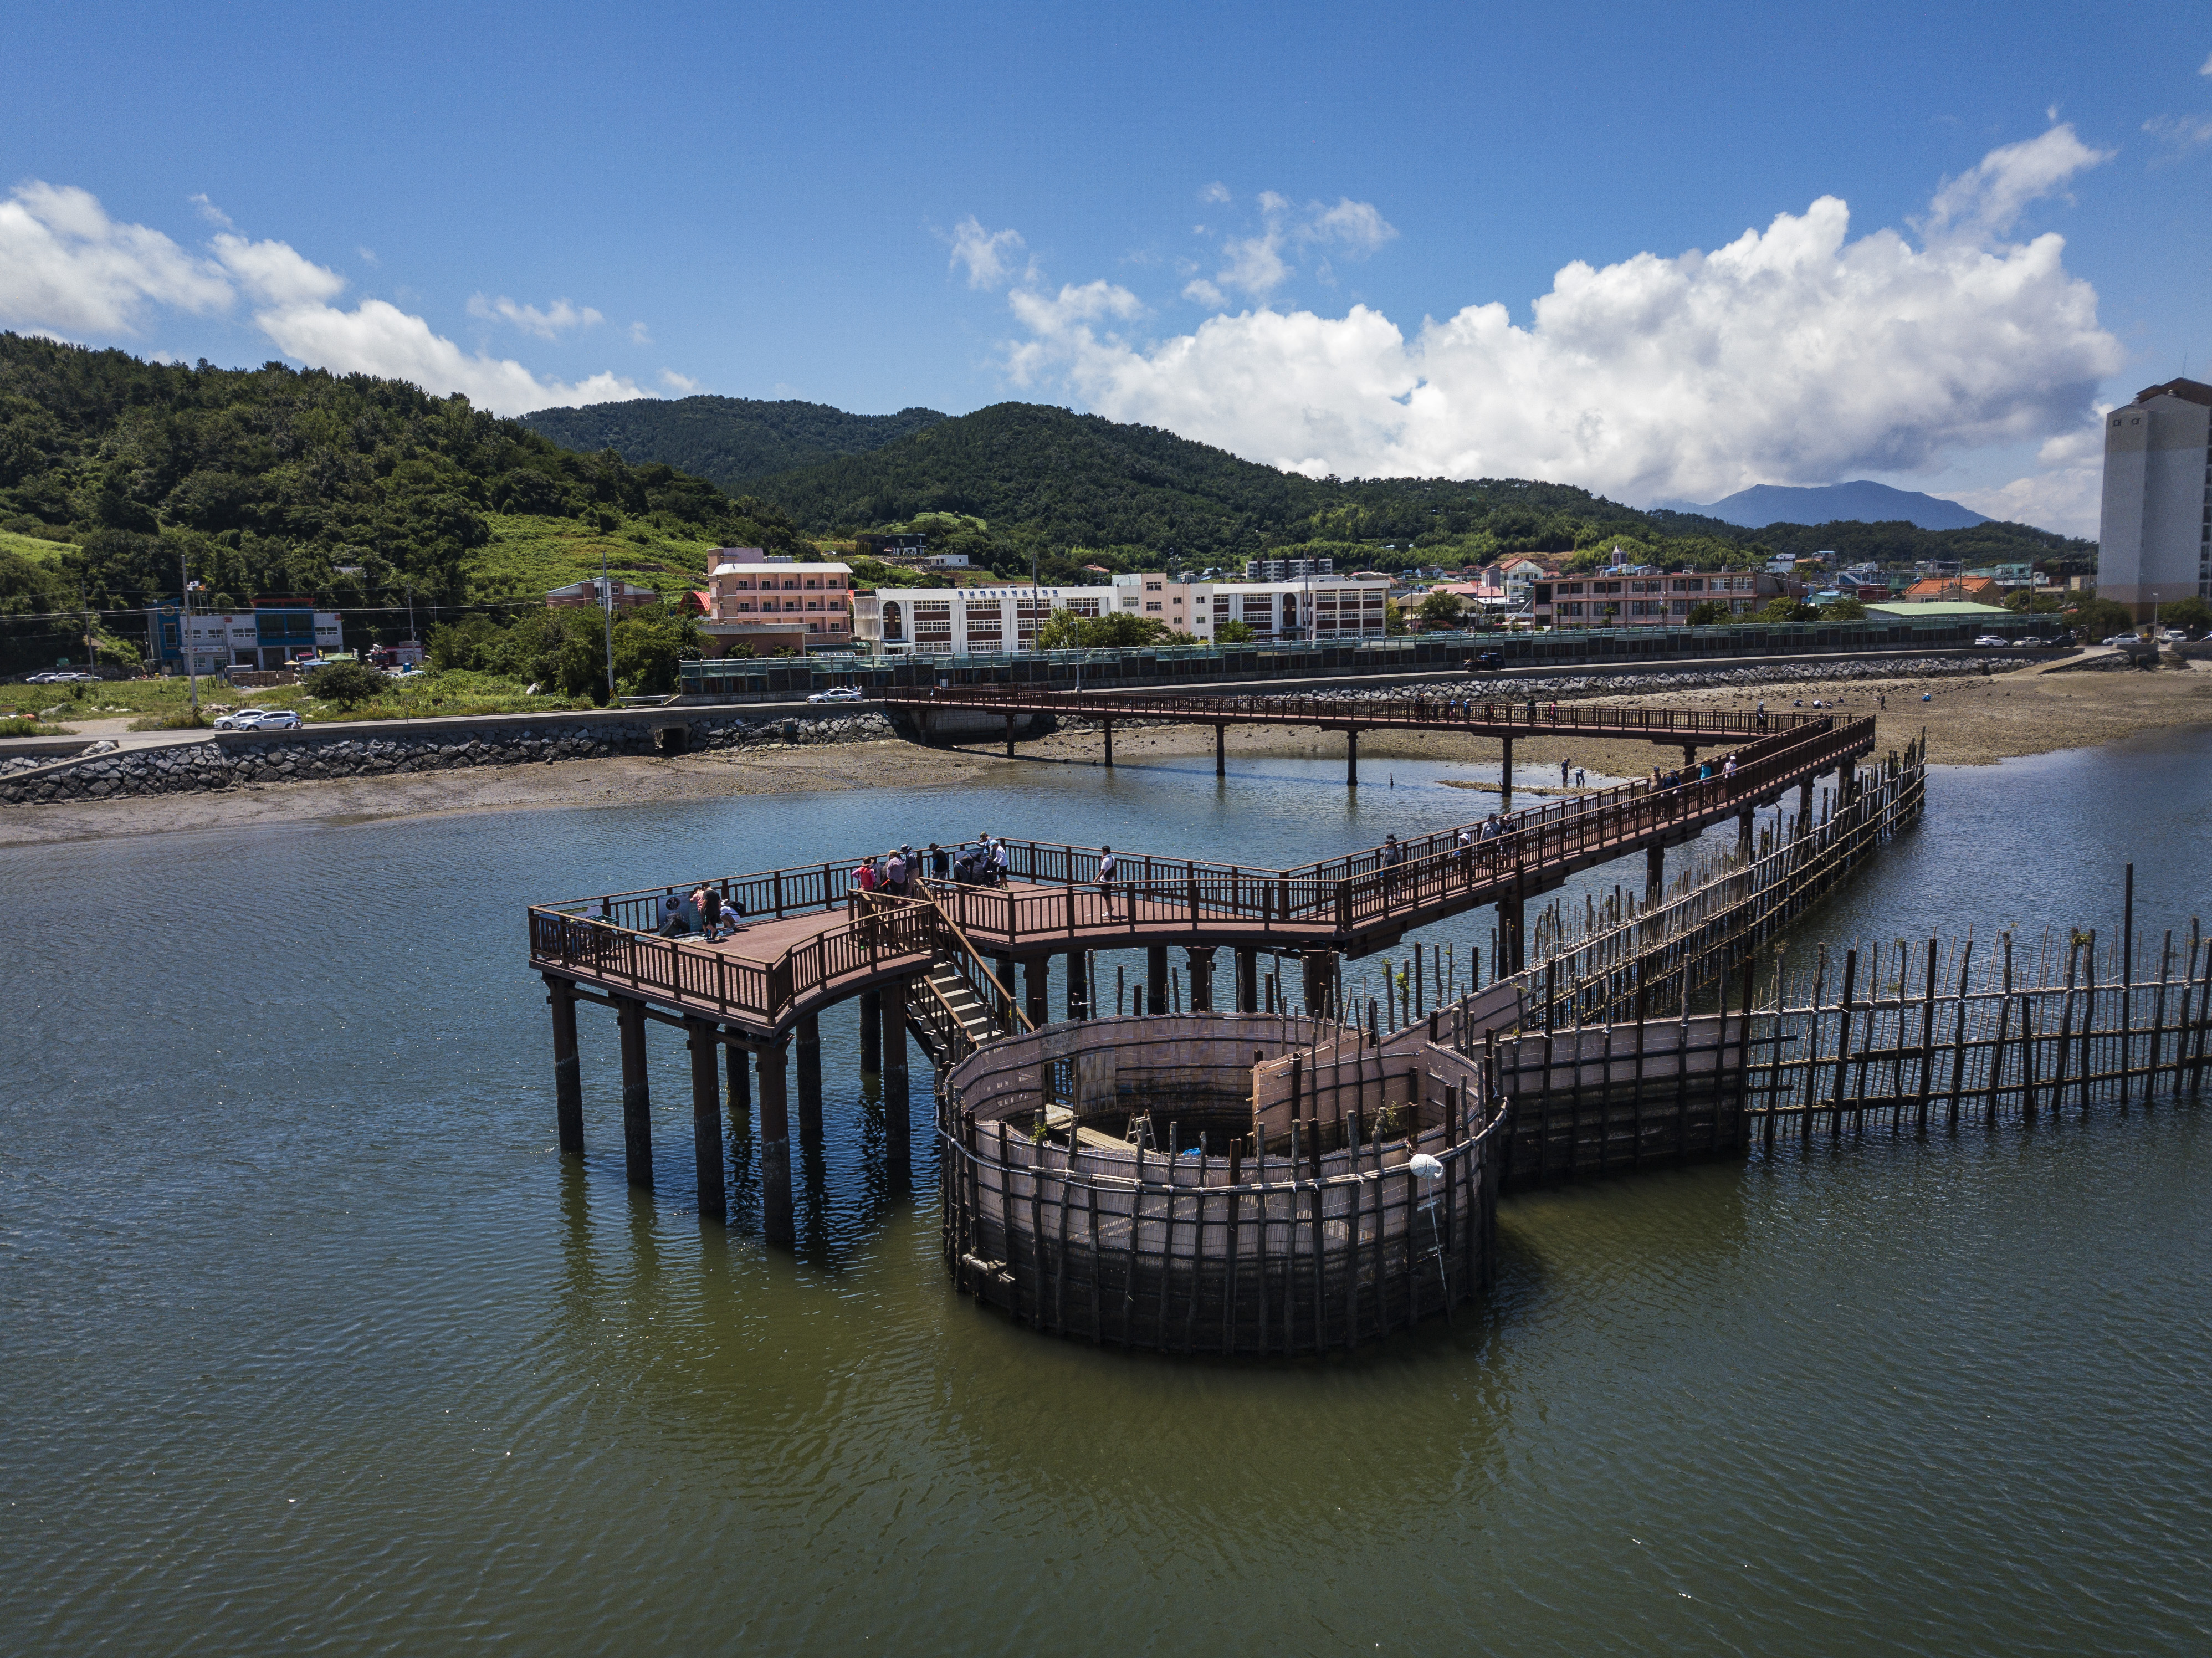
left=879, top=684, right=1836, bottom=801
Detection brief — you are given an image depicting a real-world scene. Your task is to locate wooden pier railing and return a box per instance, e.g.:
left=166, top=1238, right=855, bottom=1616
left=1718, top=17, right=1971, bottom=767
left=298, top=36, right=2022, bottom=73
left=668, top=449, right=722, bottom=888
left=881, top=683, right=1830, bottom=744
left=526, top=712, right=1878, bottom=1034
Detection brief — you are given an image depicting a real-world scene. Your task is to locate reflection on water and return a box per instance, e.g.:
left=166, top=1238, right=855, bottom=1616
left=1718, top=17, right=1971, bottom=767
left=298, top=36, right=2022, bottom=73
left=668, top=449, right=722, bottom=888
left=3, top=725, right=2209, bottom=1655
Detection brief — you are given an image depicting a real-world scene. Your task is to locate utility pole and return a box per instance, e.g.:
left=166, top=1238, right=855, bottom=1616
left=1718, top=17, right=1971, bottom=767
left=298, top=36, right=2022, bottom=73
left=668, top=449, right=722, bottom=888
left=178, top=546, right=198, bottom=716
left=601, top=548, right=616, bottom=702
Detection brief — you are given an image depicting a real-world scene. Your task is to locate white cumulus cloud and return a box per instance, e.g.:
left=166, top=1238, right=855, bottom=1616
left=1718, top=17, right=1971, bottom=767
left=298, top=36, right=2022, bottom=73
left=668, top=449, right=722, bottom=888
left=999, top=128, right=2122, bottom=530
left=254, top=295, right=646, bottom=413
left=659, top=369, right=703, bottom=393
left=466, top=293, right=605, bottom=339
left=949, top=215, right=1028, bottom=289
left=1955, top=415, right=2110, bottom=530
left=1198, top=181, right=1232, bottom=205
left=1187, top=191, right=1399, bottom=305
left=0, top=181, right=232, bottom=334
left=1921, top=123, right=2114, bottom=242
left=0, top=182, right=648, bottom=416
left=2143, top=112, right=2212, bottom=162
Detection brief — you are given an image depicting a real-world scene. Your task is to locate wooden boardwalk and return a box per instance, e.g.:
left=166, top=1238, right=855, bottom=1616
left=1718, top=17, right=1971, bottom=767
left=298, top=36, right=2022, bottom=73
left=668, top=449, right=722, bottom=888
left=528, top=707, right=1878, bottom=1040
left=882, top=683, right=1828, bottom=786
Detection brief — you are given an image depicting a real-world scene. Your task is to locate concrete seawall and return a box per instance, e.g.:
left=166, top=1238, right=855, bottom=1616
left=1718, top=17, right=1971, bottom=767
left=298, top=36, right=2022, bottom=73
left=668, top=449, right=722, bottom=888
left=0, top=705, right=926, bottom=807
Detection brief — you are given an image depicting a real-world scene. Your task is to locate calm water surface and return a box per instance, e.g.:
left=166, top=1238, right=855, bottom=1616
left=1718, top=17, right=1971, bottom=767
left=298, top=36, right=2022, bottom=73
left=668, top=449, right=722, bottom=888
left=4, top=728, right=2210, bottom=1655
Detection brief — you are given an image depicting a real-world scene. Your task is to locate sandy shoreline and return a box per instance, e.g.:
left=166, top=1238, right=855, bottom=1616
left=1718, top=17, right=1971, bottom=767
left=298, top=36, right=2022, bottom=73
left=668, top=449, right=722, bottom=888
left=4, top=662, right=2206, bottom=847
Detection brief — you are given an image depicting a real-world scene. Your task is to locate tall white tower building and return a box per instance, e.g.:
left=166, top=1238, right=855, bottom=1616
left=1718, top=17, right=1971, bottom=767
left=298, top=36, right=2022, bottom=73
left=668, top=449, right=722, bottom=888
left=2096, top=377, right=2211, bottom=621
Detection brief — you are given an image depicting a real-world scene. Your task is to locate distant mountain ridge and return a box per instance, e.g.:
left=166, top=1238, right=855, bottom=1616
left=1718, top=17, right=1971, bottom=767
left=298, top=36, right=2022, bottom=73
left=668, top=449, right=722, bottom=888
left=1672, top=480, right=1991, bottom=531
left=524, top=391, right=2086, bottom=581
left=521, top=395, right=946, bottom=494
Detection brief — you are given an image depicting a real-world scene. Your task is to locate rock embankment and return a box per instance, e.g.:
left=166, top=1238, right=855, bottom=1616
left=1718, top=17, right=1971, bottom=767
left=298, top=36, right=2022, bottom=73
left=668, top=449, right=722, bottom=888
left=1, top=710, right=897, bottom=807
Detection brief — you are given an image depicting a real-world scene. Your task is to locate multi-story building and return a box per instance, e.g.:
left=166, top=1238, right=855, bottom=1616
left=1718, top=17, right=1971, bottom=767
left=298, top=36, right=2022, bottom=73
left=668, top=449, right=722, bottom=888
left=2097, top=377, right=2212, bottom=619
left=699, top=547, right=855, bottom=656
left=152, top=600, right=343, bottom=674
left=849, top=571, right=1391, bottom=656
left=1243, top=555, right=1334, bottom=581
left=1527, top=571, right=1776, bottom=628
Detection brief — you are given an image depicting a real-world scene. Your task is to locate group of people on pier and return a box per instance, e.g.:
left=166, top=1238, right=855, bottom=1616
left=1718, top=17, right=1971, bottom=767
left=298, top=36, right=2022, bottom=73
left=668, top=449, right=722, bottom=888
left=851, top=834, right=1012, bottom=908
left=657, top=886, right=747, bottom=940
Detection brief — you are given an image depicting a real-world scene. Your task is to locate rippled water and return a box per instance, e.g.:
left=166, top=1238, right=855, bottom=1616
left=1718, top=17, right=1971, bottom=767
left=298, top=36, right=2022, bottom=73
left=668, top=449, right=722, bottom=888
left=4, top=728, right=2209, bottom=1654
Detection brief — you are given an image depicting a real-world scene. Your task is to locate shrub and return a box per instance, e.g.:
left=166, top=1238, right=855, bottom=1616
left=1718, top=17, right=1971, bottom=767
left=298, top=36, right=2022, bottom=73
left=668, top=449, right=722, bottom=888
left=305, top=660, right=391, bottom=707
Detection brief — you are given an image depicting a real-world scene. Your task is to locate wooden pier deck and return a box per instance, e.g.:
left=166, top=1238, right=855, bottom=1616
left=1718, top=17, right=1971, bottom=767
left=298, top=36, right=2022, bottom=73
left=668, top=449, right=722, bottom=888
left=529, top=709, right=1876, bottom=1040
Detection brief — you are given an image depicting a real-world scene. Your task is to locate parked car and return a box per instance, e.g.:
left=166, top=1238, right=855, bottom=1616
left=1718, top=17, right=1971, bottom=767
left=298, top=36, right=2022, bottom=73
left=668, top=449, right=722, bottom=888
left=2011, top=637, right=2045, bottom=648
left=212, top=709, right=264, bottom=730
left=806, top=686, right=866, bottom=703
left=253, top=709, right=303, bottom=729
left=2102, top=633, right=2146, bottom=646
left=23, top=671, right=68, bottom=683
left=1973, top=634, right=2009, bottom=647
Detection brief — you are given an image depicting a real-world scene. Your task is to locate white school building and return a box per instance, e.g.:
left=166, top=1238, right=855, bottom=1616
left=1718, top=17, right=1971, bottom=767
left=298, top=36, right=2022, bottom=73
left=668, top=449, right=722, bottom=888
left=851, top=571, right=1391, bottom=656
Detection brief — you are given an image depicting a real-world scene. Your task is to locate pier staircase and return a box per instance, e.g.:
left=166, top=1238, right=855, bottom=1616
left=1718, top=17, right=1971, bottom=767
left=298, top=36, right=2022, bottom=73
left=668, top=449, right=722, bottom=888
left=904, top=892, right=1034, bottom=1066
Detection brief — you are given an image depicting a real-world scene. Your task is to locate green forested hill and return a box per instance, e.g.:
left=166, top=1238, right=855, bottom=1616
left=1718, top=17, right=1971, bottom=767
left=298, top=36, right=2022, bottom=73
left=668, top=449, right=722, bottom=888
left=738, top=401, right=2089, bottom=580
left=0, top=334, right=812, bottom=666
left=521, top=395, right=946, bottom=492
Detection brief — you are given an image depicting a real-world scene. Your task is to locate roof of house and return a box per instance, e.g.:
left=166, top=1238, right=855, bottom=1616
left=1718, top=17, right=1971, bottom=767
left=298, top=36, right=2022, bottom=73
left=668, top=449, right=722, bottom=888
left=1864, top=601, right=2015, bottom=618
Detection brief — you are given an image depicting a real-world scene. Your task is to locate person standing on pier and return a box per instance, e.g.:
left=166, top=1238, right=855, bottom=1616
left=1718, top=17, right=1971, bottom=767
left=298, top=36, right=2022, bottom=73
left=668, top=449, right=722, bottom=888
left=1098, top=844, right=1119, bottom=915
left=885, top=846, right=907, bottom=897
left=929, top=842, right=950, bottom=882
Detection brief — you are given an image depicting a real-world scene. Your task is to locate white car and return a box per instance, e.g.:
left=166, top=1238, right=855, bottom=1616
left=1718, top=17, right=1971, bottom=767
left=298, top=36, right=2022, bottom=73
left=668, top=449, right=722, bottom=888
left=1973, top=634, right=2009, bottom=647
left=213, top=709, right=267, bottom=730
left=2103, top=633, right=2146, bottom=646
left=806, top=686, right=866, bottom=703
left=254, top=709, right=304, bottom=729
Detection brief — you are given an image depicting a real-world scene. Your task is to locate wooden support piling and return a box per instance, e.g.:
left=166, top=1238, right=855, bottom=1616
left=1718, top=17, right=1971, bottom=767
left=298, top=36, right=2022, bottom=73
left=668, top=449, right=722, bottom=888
left=796, top=1011, right=824, bottom=1143
left=725, top=1030, right=751, bottom=1137
left=859, top=987, right=882, bottom=1076
left=616, top=995, right=652, bottom=1188
left=547, top=974, right=583, bottom=1158
left=758, top=1036, right=793, bottom=1245
left=686, top=1017, right=727, bottom=1221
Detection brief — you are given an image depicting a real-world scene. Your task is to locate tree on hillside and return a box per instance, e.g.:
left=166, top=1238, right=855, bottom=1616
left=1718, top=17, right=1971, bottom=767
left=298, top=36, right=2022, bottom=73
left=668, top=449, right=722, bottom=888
left=0, top=333, right=811, bottom=617
left=1416, top=590, right=1467, bottom=627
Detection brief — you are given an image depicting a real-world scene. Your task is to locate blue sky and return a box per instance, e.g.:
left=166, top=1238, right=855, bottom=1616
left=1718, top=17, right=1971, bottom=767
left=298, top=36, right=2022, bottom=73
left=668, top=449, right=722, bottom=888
left=4, top=0, right=2208, bottom=533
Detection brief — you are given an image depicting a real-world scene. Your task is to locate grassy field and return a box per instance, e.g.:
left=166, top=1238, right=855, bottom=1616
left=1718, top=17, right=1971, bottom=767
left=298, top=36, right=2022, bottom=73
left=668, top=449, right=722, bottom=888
left=3, top=668, right=593, bottom=728
left=0, top=526, right=71, bottom=566
left=467, top=514, right=725, bottom=605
